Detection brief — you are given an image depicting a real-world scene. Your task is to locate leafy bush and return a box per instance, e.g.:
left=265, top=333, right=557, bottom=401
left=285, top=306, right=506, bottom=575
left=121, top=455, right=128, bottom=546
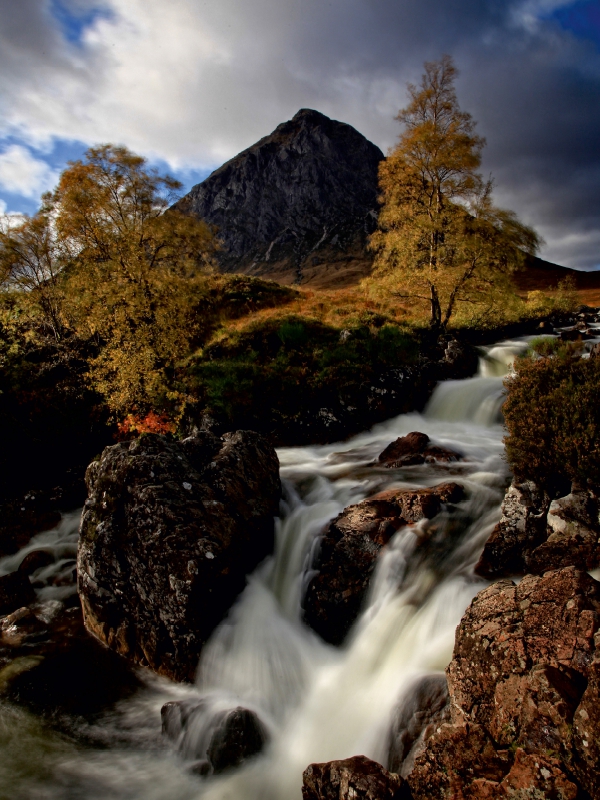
left=185, top=316, right=419, bottom=435
left=504, top=347, right=600, bottom=491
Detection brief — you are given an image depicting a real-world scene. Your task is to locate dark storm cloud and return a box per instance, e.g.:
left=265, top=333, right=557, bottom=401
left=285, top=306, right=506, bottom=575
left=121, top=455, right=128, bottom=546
left=0, top=0, right=598, bottom=268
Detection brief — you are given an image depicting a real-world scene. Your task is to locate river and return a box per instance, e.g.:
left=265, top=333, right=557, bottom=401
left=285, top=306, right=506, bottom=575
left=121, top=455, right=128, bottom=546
left=0, top=335, right=551, bottom=800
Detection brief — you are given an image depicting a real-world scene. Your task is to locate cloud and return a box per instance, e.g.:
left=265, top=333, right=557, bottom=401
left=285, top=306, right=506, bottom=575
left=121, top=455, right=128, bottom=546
left=0, top=0, right=598, bottom=267
left=0, top=144, right=59, bottom=197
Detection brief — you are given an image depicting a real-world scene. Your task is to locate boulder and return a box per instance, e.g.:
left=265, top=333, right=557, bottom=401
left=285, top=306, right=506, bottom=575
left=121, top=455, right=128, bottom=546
left=407, top=567, right=600, bottom=799
left=476, top=481, right=600, bottom=577
left=303, top=483, right=465, bottom=644
left=77, top=430, right=281, bottom=682
left=475, top=480, right=550, bottom=577
left=377, top=432, right=462, bottom=468
left=302, top=755, right=406, bottom=800
left=0, top=599, right=139, bottom=715
left=0, top=571, right=35, bottom=616
left=161, top=700, right=269, bottom=774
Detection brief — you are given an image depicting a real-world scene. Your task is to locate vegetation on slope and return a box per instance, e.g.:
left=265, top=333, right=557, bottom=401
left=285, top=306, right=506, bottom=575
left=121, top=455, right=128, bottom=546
left=504, top=341, right=600, bottom=493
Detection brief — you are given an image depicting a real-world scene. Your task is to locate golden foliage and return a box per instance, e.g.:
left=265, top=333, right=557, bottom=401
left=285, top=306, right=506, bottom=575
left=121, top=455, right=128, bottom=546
left=368, top=56, right=541, bottom=330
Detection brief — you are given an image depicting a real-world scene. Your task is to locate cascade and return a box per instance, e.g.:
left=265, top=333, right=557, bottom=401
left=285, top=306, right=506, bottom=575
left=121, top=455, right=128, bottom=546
left=0, top=335, right=549, bottom=798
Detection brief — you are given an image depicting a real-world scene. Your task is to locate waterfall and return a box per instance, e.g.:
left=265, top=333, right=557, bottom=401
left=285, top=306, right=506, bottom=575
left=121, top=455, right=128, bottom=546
left=0, top=336, right=540, bottom=799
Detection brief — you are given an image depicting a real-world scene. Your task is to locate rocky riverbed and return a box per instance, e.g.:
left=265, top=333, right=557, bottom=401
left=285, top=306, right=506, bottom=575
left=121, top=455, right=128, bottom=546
left=1, top=322, right=600, bottom=799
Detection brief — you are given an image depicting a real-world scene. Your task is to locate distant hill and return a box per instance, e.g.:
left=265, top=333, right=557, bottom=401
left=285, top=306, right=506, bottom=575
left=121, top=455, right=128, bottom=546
left=174, top=109, right=383, bottom=286
left=177, top=108, right=600, bottom=296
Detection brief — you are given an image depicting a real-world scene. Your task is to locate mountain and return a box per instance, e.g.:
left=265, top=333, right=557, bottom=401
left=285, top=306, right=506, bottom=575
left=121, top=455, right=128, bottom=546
left=174, top=109, right=384, bottom=287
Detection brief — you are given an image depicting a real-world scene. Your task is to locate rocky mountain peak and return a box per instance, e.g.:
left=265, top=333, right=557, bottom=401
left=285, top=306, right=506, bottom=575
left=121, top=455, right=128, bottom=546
left=175, top=109, right=384, bottom=285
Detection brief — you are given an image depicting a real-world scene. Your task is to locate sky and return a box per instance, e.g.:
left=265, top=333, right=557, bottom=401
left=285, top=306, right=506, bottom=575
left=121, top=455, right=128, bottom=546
left=0, top=0, right=599, bottom=270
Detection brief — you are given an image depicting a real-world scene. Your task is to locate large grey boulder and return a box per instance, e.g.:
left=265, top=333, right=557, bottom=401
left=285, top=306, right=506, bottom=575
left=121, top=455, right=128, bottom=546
left=77, top=430, right=281, bottom=682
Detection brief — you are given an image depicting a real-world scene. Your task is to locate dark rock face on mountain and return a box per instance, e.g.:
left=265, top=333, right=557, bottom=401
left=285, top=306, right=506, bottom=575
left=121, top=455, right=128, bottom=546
left=407, top=567, right=600, bottom=799
left=77, top=430, right=280, bottom=682
left=175, top=109, right=383, bottom=286
left=303, top=483, right=465, bottom=645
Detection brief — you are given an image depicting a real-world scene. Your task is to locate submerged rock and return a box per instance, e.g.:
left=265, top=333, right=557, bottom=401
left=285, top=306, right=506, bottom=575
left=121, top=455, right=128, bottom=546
left=377, top=431, right=462, bottom=468
left=406, top=567, right=600, bottom=799
left=303, top=483, right=465, bottom=645
left=302, top=755, right=406, bottom=800
left=476, top=479, right=600, bottom=577
left=77, top=430, right=281, bottom=682
left=161, top=700, right=269, bottom=774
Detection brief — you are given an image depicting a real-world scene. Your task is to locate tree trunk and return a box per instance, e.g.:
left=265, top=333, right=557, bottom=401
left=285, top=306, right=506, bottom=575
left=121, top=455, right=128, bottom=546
left=430, top=284, right=443, bottom=331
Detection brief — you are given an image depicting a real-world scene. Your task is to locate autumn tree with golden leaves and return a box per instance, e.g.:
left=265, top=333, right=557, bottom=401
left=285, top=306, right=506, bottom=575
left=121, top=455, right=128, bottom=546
left=369, top=56, right=540, bottom=330
left=1, top=145, right=216, bottom=417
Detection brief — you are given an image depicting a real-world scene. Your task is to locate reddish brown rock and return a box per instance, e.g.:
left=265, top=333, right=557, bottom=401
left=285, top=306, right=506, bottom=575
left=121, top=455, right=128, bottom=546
left=77, top=430, right=281, bottom=682
left=406, top=568, right=600, bottom=799
left=303, top=483, right=465, bottom=644
left=377, top=432, right=462, bottom=469
left=302, top=755, right=405, bottom=800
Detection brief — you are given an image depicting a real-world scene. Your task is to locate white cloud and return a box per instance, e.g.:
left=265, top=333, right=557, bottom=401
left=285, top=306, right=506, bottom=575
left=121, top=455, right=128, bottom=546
left=0, top=145, right=59, bottom=198
left=0, top=0, right=598, bottom=267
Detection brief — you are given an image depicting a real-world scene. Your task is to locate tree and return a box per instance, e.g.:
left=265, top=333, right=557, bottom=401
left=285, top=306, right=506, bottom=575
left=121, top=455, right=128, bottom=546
left=369, top=56, right=540, bottom=331
left=1, top=145, right=216, bottom=418
left=0, top=198, right=67, bottom=340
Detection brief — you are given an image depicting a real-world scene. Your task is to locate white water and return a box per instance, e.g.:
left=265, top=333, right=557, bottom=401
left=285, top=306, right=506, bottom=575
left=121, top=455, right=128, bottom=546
left=0, top=333, right=582, bottom=799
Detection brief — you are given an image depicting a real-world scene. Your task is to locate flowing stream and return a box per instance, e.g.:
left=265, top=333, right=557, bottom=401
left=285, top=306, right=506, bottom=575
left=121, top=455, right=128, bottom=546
left=0, top=333, right=576, bottom=800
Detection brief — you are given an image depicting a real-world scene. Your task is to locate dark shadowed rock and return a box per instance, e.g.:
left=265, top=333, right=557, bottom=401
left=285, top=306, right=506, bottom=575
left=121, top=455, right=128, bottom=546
left=175, top=109, right=383, bottom=285
left=377, top=432, right=462, bottom=468
left=161, top=700, right=269, bottom=774
left=0, top=599, right=139, bottom=715
left=476, top=480, right=600, bottom=577
left=18, top=550, right=54, bottom=576
left=77, top=429, right=281, bottom=682
left=0, top=571, right=35, bottom=616
left=302, top=755, right=406, bottom=800
left=207, top=707, right=268, bottom=773
left=303, top=483, right=465, bottom=645
left=407, top=567, right=600, bottom=799
left=387, top=674, right=449, bottom=777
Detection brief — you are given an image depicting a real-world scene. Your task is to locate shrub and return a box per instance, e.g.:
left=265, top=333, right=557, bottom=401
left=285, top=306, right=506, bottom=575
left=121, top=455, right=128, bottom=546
left=504, top=347, right=600, bottom=491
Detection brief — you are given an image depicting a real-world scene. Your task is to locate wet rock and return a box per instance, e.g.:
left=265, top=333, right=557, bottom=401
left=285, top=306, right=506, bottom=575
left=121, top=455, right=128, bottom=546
left=302, top=755, right=406, bottom=800
left=77, top=430, right=281, bottom=682
left=0, top=571, right=35, bottom=616
left=161, top=700, right=269, bottom=774
left=18, top=550, right=54, bottom=576
left=0, top=599, right=139, bottom=715
left=387, top=674, right=450, bottom=776
left=560, top=327, right=592, bottom=341
left=589, top=342, right=600, bottom=358
left=377, top=432, right=462, bottom=468
left=440, top=339, right=480, bottom=379
left=207, top=707, right=268, bottom=773
left=476, top=481, right=600, bottom=577
left=407, top=567, right=600, bottom=799
left=303, top=483, right=465, bottom=645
